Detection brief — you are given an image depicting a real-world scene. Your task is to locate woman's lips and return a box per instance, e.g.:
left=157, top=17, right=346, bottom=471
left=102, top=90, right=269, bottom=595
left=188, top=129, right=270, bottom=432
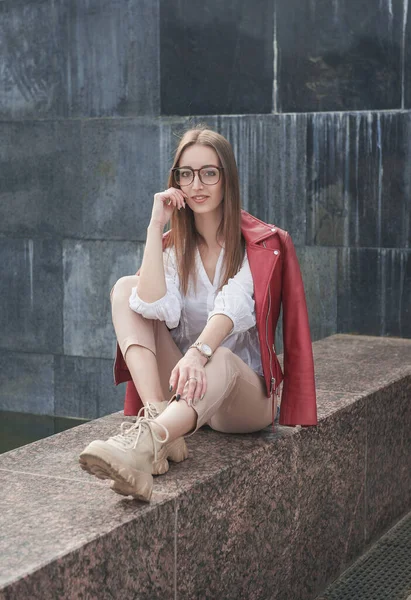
left=191, top=195, right=209, bottom=203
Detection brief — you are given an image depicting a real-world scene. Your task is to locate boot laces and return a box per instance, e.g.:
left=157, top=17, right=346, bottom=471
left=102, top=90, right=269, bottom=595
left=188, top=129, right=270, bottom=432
left=143, top=401, right=162, bottom=419
left=108, top=405, right=169, bottom=450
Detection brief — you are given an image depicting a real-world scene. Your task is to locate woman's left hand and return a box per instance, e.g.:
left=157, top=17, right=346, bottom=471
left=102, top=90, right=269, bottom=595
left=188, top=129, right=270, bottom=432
left=169, top=350, right=207, bottom=406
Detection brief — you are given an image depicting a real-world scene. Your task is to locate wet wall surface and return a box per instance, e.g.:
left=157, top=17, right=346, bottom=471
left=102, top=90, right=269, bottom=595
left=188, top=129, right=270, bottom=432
left=161, top=0, right=408, bottom=115
left=0, top=0, right=410, bottom=418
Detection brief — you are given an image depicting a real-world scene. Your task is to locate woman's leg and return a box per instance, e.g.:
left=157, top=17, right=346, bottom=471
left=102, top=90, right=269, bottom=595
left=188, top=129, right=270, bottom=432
left=110, top=276, right=198, bottom=437
left=111, top=276, right=166, bottom=402
left=155, top=346, right=274, bottom=441
left=111, top=277, right=270, bottom=443
left=111, top=276, right=180, bottom=402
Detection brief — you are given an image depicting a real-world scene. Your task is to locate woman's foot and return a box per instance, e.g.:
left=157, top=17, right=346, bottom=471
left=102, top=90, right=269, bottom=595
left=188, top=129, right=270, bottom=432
left=78, top=405, right=188, bottom=502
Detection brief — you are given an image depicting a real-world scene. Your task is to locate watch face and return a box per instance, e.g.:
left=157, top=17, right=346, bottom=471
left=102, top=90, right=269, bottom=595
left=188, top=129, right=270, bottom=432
left=201, top=343, right=212, bottom=357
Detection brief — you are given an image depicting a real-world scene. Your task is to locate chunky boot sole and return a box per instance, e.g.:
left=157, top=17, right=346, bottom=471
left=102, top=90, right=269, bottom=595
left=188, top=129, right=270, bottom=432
left=79, top=449, right=153, bottom=502
left=153, top=437, right=189, bottom=475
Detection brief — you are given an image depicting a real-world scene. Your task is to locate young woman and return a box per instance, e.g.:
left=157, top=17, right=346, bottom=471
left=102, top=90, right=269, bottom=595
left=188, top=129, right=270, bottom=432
left=79, top=126, right=317, bottom=502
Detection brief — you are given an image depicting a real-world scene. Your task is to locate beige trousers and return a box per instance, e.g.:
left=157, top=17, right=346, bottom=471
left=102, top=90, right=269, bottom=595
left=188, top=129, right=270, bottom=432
left=111, top=276, right=275, bottom=438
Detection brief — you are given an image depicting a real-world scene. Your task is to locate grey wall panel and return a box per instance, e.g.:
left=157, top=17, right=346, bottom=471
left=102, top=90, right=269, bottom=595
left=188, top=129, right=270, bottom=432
left=0, top=121, right=61, bottom=237
left=306, top=112, right=411, bottom=249
left=63, top=239, right=144, bottom=359
left=0, top=350, right=54, bottom=414
left=218, top=116, right=307, bottom=246
left=276, top=0, right=403, bottom=112
left=0, top=0, right=67, bottom=119
left=275, top=246, right=338, bottom=355
left=160, top=0, right=274, bottom=115
left=297, top=246, right=338, bottom=342
left=0, top=119, right=162, bottom=240
left=404, top=0, right=411, bottom=108
left=76, top=119, right=161, bottom=240
left=0, top=238, right=63, bottom=354
left=337, top=248, right=411, bottom=337
left=65, top=0, right=160, bottom=117
left=54, top=355, right=124, bottom=419
left=0, top=0, right=160, bottom=119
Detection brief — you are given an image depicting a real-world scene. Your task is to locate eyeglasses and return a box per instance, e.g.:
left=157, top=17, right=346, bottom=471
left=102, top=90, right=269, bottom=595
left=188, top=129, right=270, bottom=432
left=171, top=165, right=224, bottom=186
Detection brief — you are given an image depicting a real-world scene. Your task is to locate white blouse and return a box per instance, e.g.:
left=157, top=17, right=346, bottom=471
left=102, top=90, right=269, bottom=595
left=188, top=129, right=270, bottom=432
left=129, top=246, right=263, bottom=376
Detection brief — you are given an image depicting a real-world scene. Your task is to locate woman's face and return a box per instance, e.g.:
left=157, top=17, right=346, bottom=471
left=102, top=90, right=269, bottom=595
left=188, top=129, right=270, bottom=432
left=177, top=144, right=224, bottom=216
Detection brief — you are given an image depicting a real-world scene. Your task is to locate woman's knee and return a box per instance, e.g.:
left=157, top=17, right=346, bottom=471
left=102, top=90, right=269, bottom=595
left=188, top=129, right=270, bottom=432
left=110, top=275, right=139, bottom=302
left=213, top=346, right=232, bottom=360
left=212, top=346, right=238, bottom=368
left=210, top=347, right=239, bottom=379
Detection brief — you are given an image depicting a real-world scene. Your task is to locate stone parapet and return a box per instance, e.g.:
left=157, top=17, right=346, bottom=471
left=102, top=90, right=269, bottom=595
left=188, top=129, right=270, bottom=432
left=0, top=334, right=410, bottom=599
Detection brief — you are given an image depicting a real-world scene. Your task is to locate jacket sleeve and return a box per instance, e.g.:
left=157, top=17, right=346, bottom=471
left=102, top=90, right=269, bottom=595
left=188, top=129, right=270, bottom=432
left=207, top=250, right=256, bottom=335
left=128, top=247, right=182, bottom=329
left=279, top=233, right=318, bottom=426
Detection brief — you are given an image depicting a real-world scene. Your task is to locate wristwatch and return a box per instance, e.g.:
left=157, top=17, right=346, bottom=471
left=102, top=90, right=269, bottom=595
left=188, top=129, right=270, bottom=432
left=189, top=341, right=213, bottom=363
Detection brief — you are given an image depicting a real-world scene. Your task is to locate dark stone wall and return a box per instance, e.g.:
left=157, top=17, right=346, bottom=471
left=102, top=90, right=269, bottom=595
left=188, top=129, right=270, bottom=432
left=0, top=0, right=160, bottom=118
left=0, top=0, right=409, bottom=418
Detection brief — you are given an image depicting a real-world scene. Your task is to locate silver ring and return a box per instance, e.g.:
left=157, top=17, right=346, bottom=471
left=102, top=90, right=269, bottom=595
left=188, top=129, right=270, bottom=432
left=184, top=377, right=198, bottom=387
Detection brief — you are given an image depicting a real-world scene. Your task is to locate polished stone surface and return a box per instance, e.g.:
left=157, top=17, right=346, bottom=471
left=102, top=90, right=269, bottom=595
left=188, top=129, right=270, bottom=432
left=306, top=111, right=411, bottom=249
left=1, top=335, right=410, bottom=599
left=365, top=375, right=411, bottom=545
left=276, top=0, right=403, bottom=112
left=0, top=0, right=160, bottom=119
left=0, top=238, right=63, bottom=354
left=313, top=331, right=411, bottom=355
left=63, top=239, right=144, bottom=359
left=0, top=470, right=175, bottom=600
left=337, top=248, right=411, bottom=338
left=160, top=0, right=274, bottom=115
left=176, top=434, right=299, bottom=599
left=314, top=388, right=360, bottom=420
left=287, top=400, right=367, bottom=599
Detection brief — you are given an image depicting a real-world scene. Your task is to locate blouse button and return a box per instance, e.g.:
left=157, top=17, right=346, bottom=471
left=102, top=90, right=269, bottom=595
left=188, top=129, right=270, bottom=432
left=271, top=227, right=276, bottom=232
left=274, top=250, right=279, bottom=255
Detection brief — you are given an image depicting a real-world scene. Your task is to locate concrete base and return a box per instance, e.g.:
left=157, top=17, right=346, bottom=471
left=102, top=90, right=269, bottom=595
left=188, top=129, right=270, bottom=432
left=0, top=334, right=410, bottom=600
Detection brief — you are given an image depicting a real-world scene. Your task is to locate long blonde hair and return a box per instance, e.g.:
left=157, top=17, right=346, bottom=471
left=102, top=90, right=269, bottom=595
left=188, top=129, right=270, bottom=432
left=164, top=125, right=245, bottom=295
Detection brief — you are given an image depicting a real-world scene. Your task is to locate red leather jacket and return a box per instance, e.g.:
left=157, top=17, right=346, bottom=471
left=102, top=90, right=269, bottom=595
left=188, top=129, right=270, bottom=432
left=113, top=210, right=318, bottom=428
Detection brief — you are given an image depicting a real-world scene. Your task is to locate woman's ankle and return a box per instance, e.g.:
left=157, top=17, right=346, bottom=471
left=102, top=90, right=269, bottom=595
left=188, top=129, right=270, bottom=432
left=151, top=420, right=169, bottom=442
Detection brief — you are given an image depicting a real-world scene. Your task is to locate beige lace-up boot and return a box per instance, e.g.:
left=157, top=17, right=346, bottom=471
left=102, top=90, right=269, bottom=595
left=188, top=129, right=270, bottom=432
left=79, top=401, right=188, bottom=502
left=141, top=399, right=189, bottom=475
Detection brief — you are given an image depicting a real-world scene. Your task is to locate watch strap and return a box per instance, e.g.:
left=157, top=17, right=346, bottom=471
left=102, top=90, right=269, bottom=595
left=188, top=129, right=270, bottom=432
left=189, top=342, right=212, bottom=362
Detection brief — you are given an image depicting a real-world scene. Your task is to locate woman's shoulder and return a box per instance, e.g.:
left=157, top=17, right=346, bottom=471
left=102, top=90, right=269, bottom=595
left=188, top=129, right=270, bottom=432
left=241, top=210, right=290, bottom=244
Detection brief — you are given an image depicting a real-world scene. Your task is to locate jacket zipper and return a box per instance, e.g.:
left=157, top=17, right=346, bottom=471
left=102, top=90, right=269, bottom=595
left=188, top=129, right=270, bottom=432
left=263, top=241, right=276, bottom=397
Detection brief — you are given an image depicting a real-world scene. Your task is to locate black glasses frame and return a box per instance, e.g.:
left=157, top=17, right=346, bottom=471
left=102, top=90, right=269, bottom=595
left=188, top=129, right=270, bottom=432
left=171, top=165, right=224, bottom=186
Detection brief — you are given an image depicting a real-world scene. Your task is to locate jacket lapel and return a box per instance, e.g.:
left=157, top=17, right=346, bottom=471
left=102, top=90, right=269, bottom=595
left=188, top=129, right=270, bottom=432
left=241, top=211, right=281, bottom=313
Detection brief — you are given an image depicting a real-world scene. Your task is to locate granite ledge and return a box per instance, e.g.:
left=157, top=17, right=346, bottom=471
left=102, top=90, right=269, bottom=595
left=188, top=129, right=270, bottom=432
left=0, top=334, right=410, bottom=599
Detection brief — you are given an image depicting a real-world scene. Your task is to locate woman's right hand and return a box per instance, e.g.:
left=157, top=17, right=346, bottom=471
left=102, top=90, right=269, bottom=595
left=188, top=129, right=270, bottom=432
left=150, top=187, right=189, bottom=229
